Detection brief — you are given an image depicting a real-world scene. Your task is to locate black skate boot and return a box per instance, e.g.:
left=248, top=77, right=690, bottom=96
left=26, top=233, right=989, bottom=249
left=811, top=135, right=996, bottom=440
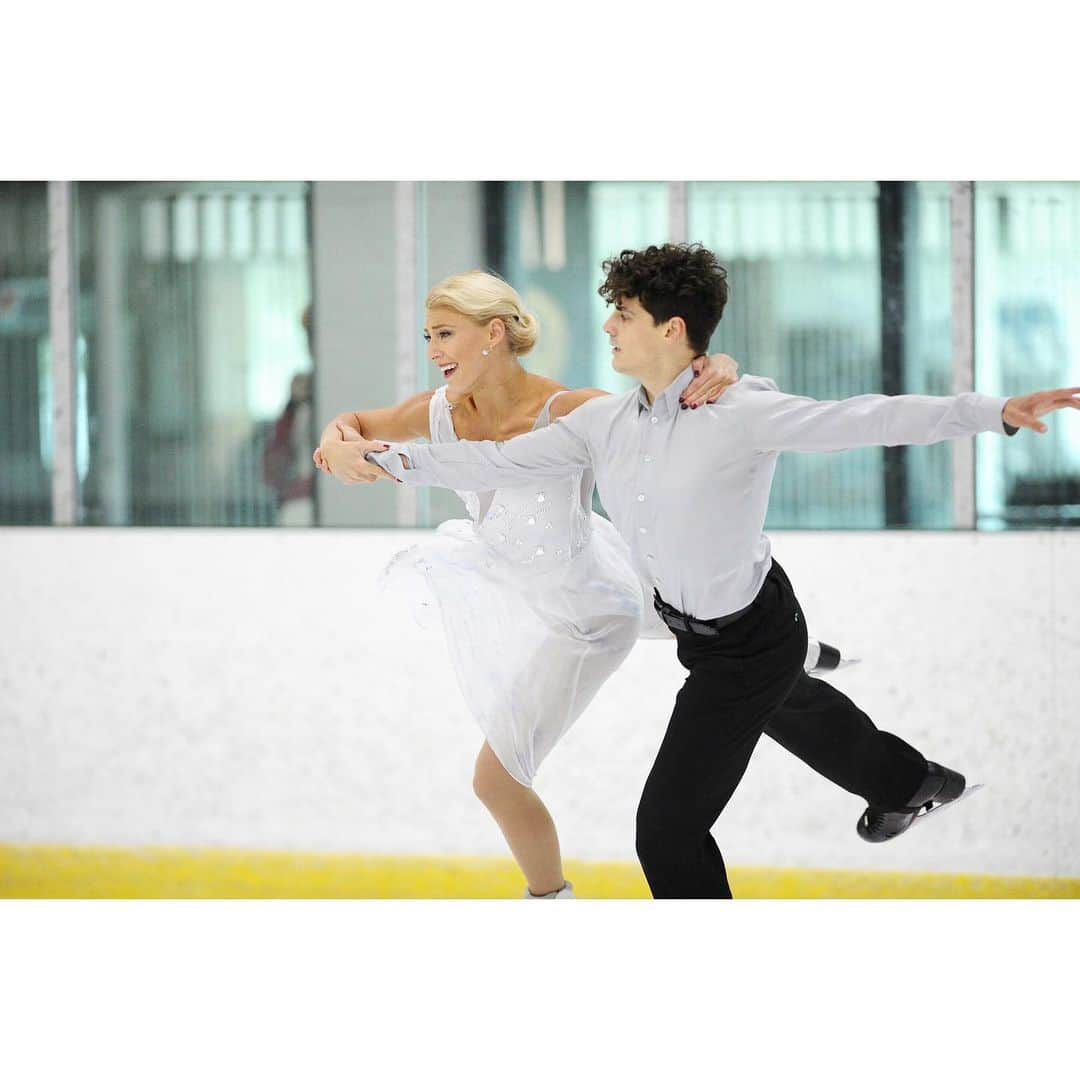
left=856, top=761, right=968, bottom=843
left=805, top=639, right=859, bottom=673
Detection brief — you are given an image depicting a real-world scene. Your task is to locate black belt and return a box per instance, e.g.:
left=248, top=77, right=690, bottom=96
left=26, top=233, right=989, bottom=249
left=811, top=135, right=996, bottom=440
left=653, top=590, right=753, bottom=637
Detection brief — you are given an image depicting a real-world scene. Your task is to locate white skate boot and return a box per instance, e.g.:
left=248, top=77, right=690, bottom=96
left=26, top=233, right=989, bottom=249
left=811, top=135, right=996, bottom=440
left=523, top=880, right=575, bottom=899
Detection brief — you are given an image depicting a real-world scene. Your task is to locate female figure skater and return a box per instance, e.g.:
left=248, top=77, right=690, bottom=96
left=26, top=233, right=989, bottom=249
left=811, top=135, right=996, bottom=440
left=315, top=271, right=741, bottom=898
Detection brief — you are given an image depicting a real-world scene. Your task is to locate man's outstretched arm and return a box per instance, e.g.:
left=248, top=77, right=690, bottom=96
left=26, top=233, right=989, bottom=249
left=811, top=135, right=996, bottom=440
left=737, top=378, right=1080, bottom=453
left=363, top=413, right=594, bottom=491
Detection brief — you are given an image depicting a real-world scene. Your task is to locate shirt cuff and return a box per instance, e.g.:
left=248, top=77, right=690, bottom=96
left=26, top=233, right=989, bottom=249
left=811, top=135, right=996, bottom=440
left=971, top=394, right=1014, bottom=435
left=365, top=445, right=415, bottom=483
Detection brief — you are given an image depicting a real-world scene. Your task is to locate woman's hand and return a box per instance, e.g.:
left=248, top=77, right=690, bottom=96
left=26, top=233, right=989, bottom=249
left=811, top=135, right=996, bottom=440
left=313, top=421, right=364, bottom=475
left=312, top=446, right=332, bottom=474
left=315, top=425, right=399, bottom=483
left=681, top=353, right=739, bottom=409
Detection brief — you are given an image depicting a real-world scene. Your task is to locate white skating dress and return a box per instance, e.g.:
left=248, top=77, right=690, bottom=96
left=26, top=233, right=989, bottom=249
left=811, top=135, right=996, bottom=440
left=381, top=387, right=644, bottom=786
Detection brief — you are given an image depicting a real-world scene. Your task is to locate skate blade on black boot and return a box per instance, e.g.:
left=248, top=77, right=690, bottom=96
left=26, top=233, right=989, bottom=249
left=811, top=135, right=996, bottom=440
left=857, top=763, right=979, bottom=843
left=805, top=639, right=861, bottom=674
left=905, top=783, right=983, bottom=833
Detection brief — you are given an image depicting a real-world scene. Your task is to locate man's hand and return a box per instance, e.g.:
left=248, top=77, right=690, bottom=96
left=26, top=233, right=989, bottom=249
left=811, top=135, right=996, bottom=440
left=1002, top=387, right=1080, bottom=434
left=314, top=425, right=399, bottom=483
left=681, top=353, right=739, bottom=409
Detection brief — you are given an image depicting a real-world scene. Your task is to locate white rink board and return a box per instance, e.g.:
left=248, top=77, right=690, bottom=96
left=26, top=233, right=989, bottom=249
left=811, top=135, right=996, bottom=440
left=1, top=527, right=1077, bottom=878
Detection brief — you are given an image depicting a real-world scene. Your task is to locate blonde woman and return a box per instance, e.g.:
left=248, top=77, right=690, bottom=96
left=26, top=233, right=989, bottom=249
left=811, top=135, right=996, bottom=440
left=315, top=271, right=740, bottom=898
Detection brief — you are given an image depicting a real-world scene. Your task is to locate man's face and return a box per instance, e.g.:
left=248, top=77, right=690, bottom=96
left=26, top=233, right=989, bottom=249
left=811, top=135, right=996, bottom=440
left=602, top=295, right=667, bottom=379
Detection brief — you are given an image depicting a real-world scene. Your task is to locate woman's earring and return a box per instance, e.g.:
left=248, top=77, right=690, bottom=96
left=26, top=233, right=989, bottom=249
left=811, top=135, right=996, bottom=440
left=481, top=348, right=490, bottom=357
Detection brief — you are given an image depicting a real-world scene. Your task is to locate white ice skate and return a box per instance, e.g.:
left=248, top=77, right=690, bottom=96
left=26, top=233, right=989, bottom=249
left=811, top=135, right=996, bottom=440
left=523, top=880, right=575, bottom=898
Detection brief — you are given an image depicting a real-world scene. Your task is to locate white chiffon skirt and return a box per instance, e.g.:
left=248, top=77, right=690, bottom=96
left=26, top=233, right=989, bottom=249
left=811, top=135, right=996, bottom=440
left=380, top=513, right=644, bottom=786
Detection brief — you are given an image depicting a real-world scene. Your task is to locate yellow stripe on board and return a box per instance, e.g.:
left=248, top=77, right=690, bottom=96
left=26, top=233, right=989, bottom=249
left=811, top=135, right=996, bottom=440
left=1, top=844, right=1077, bottom=899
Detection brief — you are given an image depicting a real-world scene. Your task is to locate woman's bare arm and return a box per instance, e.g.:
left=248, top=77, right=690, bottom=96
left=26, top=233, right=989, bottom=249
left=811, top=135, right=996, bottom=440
left=549, top=353, right=740, bottom=420
left=318, top=390, right=434, bottom=448
left=315, top=390, right=434, bottom=480
left=548, top=388, right=608, bottom=421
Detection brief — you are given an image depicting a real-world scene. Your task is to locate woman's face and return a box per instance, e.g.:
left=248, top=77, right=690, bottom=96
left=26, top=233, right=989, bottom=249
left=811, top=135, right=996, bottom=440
left=424, top=306, right=502, bottom=395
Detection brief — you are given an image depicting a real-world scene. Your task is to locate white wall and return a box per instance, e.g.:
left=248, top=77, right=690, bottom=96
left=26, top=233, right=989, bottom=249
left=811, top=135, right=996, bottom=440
left=1, top=527, right=1077, bottom=878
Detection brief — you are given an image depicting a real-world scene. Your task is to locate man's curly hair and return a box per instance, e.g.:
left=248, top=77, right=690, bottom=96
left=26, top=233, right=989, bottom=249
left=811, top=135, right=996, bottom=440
left=598, top=243, right=729, bottom=354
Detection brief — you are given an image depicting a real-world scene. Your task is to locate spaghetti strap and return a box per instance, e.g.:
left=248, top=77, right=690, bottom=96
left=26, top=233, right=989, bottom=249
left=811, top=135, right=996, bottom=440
left=535, top=390, right=569, bottom=429
left=428, top=386, right=453, bottom=443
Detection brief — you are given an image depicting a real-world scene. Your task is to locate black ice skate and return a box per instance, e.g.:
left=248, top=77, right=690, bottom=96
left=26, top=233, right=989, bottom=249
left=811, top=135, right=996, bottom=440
left=857, top=761, right=979, bottom=843
left=805, top=639, right=859, bottom=674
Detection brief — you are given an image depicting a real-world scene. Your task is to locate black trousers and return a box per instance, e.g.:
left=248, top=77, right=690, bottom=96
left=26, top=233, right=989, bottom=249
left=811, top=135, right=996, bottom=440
left=636, top=559, right=928, bottom=899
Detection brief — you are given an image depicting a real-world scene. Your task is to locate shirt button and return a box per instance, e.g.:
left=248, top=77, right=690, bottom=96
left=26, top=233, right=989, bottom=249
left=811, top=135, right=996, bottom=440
left=644, top=454, right=653, bottom=463
left=650, top=416, right=658, bottom=425
left=647, top=554, right=655, bottom=560
left=637, top=494, right=646, bottom=502
left=638, top=527, right=647, bottom=534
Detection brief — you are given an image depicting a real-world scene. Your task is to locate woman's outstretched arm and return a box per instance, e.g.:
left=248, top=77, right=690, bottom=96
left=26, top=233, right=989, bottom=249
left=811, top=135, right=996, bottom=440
left=314, top=390, right=434, bottom=480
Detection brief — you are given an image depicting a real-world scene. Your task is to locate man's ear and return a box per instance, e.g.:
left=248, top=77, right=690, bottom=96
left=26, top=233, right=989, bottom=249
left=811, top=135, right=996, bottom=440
left=664, top=316, right=688, bottom=343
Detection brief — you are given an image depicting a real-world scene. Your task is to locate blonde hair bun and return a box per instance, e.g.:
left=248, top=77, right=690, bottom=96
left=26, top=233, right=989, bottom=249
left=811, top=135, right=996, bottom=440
left=426, top=270, right=540, bottom=357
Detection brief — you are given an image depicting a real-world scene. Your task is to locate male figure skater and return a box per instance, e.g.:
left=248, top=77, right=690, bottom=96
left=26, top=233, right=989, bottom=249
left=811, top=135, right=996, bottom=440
left=354, top=244, right=1079, bottom=898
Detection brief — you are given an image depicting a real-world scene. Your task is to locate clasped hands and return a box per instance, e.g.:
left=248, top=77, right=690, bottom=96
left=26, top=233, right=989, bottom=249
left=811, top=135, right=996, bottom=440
left=314, top=426, right=397, bottom=484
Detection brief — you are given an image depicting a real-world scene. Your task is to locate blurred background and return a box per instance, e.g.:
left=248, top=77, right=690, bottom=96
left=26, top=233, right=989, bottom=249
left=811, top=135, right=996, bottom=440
left=2, top=180, right=1078, bottom=897
left=3, top=180, right=1078, bottom=533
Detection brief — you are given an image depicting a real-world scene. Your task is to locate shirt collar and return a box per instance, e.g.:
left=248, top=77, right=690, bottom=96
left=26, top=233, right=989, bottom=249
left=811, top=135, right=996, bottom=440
left=636, top=363, right=696, bottom=419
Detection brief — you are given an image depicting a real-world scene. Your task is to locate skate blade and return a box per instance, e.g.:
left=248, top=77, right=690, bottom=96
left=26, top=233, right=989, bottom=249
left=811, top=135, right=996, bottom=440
left=909, top=783, right=983, bottom=830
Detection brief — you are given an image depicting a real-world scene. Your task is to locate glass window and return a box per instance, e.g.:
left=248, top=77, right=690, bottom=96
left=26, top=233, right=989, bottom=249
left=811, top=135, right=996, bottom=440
left=75, top=182, right=313, bottom=526
left=690, top=181, right=953, bottom=529
left=975, top=181, right=1080, bottom=527
left=18, top=180, right=1071, bottom=532
left=0, top=182, right=52, bottom=524
left=488, top=181, right=958, bottom=531
left=499, top=181, right=670, bottom=396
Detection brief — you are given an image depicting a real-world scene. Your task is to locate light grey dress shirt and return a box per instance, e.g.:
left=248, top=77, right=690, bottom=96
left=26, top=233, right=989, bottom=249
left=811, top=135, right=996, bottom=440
left=369, top=367, right=1013, bottom=621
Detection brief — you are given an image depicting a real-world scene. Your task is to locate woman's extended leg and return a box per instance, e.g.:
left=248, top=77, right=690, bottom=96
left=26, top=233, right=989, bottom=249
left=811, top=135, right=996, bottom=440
left=473, top=741, right=566, bottom=897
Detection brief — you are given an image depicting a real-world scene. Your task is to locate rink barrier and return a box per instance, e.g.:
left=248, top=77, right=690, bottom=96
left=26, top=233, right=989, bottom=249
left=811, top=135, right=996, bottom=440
left=2, top=844, right=1078, bottom=899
